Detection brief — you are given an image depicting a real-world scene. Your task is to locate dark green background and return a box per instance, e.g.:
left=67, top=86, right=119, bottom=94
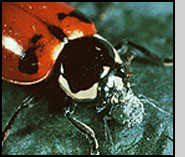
left=2, top=2, right=173, bottom=155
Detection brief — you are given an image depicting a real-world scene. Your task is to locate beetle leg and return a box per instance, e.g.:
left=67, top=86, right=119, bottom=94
left=103, top=115, right=114, bottom=146
left=115, top=40, right=173, bottom=66
left=125, top=54, right=134, bottom=78
left=64, top=107, right=100, bottom=155
left=2, top=95, right=36, bottom=146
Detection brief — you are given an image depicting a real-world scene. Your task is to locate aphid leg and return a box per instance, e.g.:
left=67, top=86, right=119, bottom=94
left=2, top=95, right=36, bottom=146
left=64, top=106, right=100, bottom=155
left=115, top=40, right=173, bottom=66
left=103, top=115, right=114, bottom=146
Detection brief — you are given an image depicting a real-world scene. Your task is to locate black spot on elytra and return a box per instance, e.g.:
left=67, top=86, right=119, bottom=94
left=31, top=34, right=42, bottom=44
left=18, top=34, right=44, bottom=74
left=57, top=10, right=91, bottom=24
left=18, top=46, right=39, bottom=74
left=57, top=13, right=67, bottom=21
left=69, top=10, right=92, bottom=23
left=47, top=24, right=66, bottom=41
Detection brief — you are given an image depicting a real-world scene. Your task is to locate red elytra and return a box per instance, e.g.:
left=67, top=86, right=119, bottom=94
left=2, top=2, right=97, bottom=85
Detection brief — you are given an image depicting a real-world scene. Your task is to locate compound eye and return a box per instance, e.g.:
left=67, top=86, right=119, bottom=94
left=57, top=36, right=115, bottom=101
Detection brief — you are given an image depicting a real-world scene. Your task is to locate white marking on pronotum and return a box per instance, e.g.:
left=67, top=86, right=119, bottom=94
left=58, top=75, right=99, bottom=101
left=100, top=66, right=110, bottom=79
left=2, top=35, right=23, bottom=56
left=60, top=63, right=64, bottom=74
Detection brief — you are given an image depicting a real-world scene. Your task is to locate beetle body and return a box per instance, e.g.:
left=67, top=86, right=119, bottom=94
left=2, top=2, right=123, bottom=102
left=2, top=2, right=146, bottom=155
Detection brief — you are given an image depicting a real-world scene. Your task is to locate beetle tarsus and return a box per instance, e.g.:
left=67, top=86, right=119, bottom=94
left=64, top=107, right=100, bottom=155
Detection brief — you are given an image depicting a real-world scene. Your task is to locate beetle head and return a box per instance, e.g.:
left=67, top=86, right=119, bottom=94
left=57, top=34, right=122, bottom=101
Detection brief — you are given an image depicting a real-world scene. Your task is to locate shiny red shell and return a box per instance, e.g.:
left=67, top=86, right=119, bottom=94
left=2, top=2, right=97, bottom=85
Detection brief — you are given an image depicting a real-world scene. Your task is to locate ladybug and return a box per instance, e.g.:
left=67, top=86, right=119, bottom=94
left=2, top=2, right=126, bottom=154
left=3, top=2, right=169, bottom=155
left=2, top=2, right=123, bottom=100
